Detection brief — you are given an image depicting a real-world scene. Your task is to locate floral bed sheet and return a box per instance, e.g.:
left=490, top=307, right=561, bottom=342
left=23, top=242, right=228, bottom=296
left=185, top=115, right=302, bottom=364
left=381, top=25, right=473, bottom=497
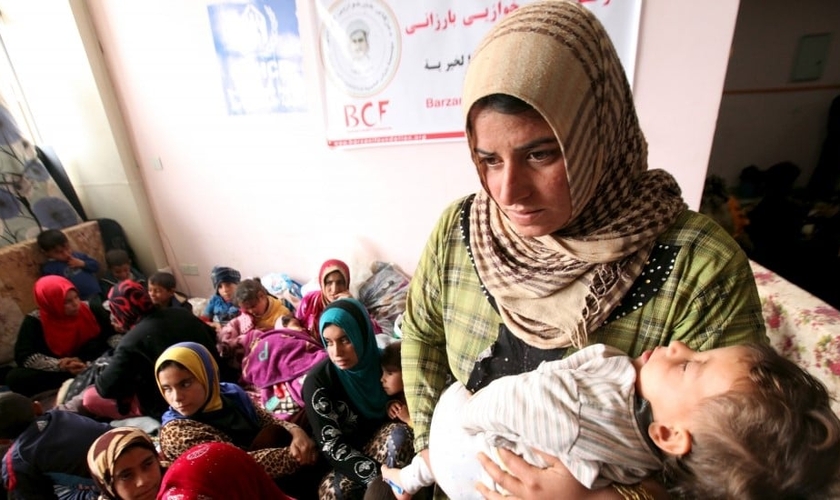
left=751, top=260, right=840, bottom=414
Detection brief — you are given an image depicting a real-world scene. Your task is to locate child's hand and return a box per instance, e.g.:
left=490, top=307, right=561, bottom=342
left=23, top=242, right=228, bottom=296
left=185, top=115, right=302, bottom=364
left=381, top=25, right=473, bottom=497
left=68, top=256, right=86, bottom=268
left=387, top=400, right=410, bottom=423
left=381, top=465, right=412, bottom=500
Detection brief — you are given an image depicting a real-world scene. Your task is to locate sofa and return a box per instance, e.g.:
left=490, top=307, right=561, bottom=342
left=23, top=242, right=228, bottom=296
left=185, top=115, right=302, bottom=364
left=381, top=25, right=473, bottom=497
left=0, top=221, right=105, bottom=368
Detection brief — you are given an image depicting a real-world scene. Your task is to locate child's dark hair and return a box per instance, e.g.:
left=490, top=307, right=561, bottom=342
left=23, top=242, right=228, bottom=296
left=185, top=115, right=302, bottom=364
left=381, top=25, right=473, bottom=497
left=36, top=229, right=68, bottom=252
left=0, top=392, right=36, bottom=439
left=665, top=342, right=840, bottom=499
left=149, top=271, right=177, bottom=291
left=381, top=341, right=402, bottom=371
left=234, top=278, right=266, bottom=306
left=105, top=249, right=131, bottom=268
left=363, top=477, right=397, bottom=500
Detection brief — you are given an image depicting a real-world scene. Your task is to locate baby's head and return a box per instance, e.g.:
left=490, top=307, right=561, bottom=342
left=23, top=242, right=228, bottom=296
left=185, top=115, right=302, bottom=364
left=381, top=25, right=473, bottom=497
left=148, top=271, right=177, bottom=307
left=277, top=314, right=303, bottom=331
left=210, top=266, right=240, bottom=303
left=0, top=392, right=41, bottom=441
left=645, top=342, right=840, bottom=498
left=37, top=229, right=72, bottom=262
left=380, top=341, right=403, bottom=397
left=106, top=249, right=133, bottom=282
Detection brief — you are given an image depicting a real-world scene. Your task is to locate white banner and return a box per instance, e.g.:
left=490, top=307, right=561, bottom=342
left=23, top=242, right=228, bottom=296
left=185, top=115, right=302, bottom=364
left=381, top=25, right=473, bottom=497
left=315, top=0, right=641, bottom=148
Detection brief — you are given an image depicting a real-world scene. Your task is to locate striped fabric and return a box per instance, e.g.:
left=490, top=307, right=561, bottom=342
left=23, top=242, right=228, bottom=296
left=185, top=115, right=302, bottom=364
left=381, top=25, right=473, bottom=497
left=462, top=344, right=660, bottom=488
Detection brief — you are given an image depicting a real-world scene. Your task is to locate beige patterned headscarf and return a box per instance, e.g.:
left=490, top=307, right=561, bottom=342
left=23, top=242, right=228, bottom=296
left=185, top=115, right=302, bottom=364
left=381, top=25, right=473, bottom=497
left=463, top=0, right=686, bottom=349
left=87, top=427, right=158, bottom=499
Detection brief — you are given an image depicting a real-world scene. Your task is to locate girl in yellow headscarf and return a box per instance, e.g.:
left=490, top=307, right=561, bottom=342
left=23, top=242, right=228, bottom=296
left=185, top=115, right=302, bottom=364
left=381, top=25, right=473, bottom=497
left=154, top=342, right=318, bottom=484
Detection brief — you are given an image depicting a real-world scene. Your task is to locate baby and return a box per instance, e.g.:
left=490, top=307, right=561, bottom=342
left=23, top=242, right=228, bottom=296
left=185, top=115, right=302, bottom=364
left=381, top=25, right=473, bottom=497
left=392, top=342, right=840, bottom=499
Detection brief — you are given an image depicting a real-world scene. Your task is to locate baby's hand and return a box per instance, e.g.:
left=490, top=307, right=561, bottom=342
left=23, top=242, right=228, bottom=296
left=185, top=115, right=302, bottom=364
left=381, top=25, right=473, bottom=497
left=381, top=465, right=411, bottom=500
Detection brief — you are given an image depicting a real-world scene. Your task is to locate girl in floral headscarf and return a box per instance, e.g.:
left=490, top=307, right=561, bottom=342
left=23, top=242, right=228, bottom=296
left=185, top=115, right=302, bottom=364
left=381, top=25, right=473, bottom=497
left=7, top=275, right=115, bottom=397
left=84, top=280, right=221, bottom=420
left=87, top=427, right=162, bottom=500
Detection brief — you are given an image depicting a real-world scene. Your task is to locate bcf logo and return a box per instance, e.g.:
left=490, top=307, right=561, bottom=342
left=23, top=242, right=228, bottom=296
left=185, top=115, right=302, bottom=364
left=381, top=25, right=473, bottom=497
left=344, top=100, right=390, bottom=128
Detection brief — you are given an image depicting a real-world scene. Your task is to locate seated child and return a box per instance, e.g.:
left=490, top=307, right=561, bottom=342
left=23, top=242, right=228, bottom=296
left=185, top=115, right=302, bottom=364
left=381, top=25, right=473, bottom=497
left=37, top=228, right=101, bottom=303
left=200, top=265, right=241, bottom=326
left=217, top=279, right=292, bottom=369
left=148, top=271, right=192, bottom=313
left=100, top=249, right=147, bottom=298
left=0, top=391, right=112, bottom=499
left=378, top=342, right=434, bottom=497
left=390, top=342, right=840, bottom=499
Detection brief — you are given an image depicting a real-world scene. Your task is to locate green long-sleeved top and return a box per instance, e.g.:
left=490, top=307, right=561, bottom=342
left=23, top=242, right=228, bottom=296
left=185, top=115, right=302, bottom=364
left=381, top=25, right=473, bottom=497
left=401, top=197, right=767, bottom=450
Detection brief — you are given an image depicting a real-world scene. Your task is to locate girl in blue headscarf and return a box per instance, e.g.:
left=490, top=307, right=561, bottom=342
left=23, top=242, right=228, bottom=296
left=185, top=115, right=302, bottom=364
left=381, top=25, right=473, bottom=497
left=302, top=298, right=414, bottom=500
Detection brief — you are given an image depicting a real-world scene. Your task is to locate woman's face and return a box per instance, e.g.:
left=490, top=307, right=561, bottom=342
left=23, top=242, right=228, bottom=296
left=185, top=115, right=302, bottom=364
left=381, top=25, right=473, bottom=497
left=323, top=324, right=359, bottom=370
left=112, top=445, right=161, bottom=500
left=323, top=271, right=348, bottom=302
left=63, top=289, right=81, bottom=316
left=157, top=365, right=207, bottom=417
left=471, top=107, right=573, bottom=236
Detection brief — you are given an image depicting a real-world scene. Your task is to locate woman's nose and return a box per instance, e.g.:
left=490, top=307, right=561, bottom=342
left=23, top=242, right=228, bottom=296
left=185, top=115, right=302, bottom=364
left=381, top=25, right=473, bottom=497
left=496, top=161, right=529, bottom=205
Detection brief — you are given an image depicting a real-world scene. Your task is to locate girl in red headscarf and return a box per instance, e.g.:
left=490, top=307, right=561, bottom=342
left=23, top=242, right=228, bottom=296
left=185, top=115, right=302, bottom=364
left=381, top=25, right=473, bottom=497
left=6, top=275, right=117, bottom=397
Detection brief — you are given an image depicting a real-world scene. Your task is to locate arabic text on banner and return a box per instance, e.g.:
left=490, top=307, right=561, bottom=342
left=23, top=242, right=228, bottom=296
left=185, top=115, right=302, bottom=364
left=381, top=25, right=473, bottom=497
left=315, top=0, right=641, bottom=148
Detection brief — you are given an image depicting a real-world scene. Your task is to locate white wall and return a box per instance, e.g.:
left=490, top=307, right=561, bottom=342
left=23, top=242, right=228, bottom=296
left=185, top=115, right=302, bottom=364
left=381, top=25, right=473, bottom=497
left=0, top=0, right=167, bottom=275
left=707, top=0, right=840, bottom=189
left=0, top=0, right=740, bottom=298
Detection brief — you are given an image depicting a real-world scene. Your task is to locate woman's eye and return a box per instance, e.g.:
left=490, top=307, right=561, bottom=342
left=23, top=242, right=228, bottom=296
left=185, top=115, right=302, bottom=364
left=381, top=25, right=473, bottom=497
left=681, top=361, right=689, bottom=372
left=528, top=149, right=555, bottom=161
left=479, top=156, right=502, bottom=168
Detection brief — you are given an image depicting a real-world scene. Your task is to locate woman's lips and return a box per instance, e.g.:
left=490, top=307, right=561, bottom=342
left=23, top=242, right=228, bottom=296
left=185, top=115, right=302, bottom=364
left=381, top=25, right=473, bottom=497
left=505, top=208, right=542, bottom=224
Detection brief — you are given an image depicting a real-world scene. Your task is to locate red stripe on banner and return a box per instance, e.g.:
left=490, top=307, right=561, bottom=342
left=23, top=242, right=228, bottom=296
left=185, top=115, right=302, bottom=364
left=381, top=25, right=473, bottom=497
left=327, top=131, right=465, bottom=147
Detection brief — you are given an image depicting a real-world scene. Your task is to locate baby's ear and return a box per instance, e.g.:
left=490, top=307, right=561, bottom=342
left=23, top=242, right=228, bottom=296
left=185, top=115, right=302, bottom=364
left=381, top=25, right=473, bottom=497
left=648, top=422, right=691, bottom=456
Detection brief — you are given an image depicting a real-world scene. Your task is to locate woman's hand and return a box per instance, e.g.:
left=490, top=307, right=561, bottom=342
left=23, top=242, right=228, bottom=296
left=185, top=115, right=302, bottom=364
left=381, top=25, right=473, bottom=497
left=476, top=447, right=591, bottom=500
left=288, top=426, right=318, bottom=465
